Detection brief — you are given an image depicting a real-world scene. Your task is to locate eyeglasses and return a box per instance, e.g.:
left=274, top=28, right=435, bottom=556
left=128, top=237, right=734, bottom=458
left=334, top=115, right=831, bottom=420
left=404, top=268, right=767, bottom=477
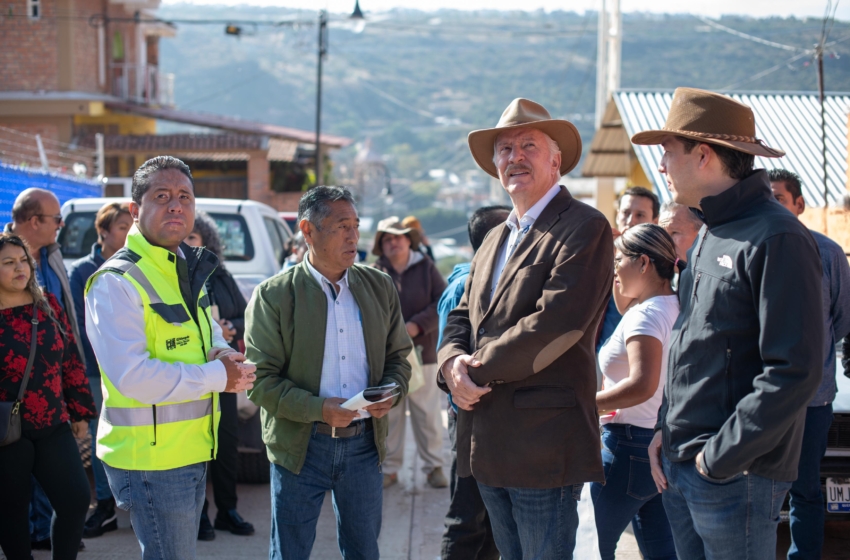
left=36, top=214, right=63, bottom=225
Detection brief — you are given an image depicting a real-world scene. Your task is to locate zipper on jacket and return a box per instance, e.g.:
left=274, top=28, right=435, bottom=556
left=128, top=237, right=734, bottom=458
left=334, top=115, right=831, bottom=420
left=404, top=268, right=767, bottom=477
left=151, top=405, right=157, bottom=446
left=725, top=341, right=733, bottom=412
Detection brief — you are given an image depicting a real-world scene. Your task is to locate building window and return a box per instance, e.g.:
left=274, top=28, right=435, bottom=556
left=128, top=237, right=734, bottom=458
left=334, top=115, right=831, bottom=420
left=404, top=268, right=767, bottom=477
left=27, top=0, right=41, bottom=19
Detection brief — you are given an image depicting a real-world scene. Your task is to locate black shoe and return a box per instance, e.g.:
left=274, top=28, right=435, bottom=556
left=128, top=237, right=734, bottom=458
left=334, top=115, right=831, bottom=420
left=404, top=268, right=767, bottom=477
left=214, top=509, right=255, bottom=536
left=79, top=540, right=85, bottom=551
left=83, top=498, right=118, bottom=538
left=198, top=510, right=216, bottom=541
left=31, top=538, right=51, bottom=551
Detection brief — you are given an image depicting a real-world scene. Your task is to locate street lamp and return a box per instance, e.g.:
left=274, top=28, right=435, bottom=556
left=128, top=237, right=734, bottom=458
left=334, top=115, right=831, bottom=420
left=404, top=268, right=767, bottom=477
left=314, top=2, right=365, bottom=187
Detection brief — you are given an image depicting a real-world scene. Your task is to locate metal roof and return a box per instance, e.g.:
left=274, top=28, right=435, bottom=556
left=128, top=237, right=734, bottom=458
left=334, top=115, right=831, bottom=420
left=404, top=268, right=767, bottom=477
left=613, top=90, right=850, bottom=206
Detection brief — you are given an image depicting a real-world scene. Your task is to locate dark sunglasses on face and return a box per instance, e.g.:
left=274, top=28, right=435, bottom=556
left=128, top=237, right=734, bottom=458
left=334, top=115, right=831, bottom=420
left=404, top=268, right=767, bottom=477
left=36, top=214, right=63, bottom=225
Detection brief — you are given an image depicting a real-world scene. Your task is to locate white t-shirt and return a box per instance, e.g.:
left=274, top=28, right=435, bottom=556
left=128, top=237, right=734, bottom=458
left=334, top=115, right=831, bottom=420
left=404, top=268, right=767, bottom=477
left=597, top=295, right=680, bottom=429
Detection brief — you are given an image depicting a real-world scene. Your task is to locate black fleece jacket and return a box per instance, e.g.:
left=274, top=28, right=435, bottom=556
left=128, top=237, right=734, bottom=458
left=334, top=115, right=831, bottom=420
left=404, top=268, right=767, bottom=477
left=659, top=170, right=824, bottom=482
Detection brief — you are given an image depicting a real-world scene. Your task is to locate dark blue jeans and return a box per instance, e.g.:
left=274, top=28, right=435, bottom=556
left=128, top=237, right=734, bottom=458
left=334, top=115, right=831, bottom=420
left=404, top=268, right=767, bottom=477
left=788, top=403, right=833, bottom=560
left=441, top=410, right=499, bottom=560
left=88, top=376, right=112, bottom=501
left=662, top=455, right=791, bottom=560
left=591, top=424, right=676, bottom=560
left=104, top=462, right=207, bottom=560
left=477, top=481, right=581, bottom=560
left=269, top=421, right=383, bottom=560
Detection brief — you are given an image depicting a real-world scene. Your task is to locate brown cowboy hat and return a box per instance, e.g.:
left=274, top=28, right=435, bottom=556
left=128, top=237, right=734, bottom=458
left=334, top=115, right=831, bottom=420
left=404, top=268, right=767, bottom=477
left=372, top=216, right=421, bottom=256
left=631, top=87, right=784, bottom=158
left=468, top=98, right=582, bottom=179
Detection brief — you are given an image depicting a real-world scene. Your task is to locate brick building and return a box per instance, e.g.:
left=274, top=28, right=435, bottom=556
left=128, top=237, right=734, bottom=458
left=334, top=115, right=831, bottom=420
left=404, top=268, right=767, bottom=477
left=0, top=0, right=349, bottom=210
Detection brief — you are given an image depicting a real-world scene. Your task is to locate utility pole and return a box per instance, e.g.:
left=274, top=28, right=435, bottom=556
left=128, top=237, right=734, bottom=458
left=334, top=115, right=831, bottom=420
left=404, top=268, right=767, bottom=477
left=314, top=10, right=328, bottom=187
left=816, top=46, right=828, bottom=213
left=595, top=0, right=622, bottom=129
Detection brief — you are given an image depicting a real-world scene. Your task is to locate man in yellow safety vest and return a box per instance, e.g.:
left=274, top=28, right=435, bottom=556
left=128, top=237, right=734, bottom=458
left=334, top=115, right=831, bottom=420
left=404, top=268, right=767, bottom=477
left=85, top=156, right=257, bottom=559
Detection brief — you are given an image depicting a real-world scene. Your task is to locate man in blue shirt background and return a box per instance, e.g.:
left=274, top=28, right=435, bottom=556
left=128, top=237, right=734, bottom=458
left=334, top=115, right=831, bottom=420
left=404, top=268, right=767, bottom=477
left=437, top=205, right=509, bottom=560
left=769, top=169, right=850, bottom=560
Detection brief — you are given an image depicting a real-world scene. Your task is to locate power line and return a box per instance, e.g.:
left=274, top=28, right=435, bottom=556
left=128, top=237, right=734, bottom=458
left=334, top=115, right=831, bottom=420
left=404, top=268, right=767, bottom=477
left=697, top=17, right=807, bottom=52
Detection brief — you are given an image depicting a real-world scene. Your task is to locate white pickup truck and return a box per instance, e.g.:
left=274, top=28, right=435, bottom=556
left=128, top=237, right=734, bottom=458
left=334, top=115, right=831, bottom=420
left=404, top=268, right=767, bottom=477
left=58, top=197, right=292, bottom=301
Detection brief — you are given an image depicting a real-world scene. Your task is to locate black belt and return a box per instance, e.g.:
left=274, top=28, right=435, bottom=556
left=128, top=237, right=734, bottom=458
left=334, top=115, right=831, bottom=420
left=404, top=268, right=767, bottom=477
left=316, top=418, right=373, bottom=438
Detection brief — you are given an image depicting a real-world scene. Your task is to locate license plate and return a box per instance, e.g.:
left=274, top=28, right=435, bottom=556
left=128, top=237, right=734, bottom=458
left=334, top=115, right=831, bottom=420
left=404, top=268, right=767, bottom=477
left=826, top=477, right=850, bottom=513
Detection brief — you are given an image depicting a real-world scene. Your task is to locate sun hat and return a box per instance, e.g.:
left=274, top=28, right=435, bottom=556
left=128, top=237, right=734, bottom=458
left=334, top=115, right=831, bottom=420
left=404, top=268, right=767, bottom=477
left=372, top=216, right=421, bottom=256
left=631, top=87, right=784, bottom=158
left=467, top=98, right=582, bottom=179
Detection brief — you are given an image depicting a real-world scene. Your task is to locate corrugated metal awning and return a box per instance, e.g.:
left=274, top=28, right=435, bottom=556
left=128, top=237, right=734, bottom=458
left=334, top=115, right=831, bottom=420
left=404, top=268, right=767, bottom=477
left=614, top=90, right=850, bottom=206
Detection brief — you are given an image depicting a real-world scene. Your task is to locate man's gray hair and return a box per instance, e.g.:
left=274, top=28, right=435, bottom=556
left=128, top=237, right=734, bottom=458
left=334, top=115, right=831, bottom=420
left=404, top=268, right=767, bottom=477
left=492, top=131, right=561, bottom=164
left=298, top=186, right=357, bottom=230
left=132, top=156, right=194, bottom=205
left=660, top=200, right=704, bottom=231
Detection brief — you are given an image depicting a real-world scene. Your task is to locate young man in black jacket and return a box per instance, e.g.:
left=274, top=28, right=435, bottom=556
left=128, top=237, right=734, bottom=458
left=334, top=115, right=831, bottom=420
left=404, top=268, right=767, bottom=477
left=633, top=88, right=824, bottom=559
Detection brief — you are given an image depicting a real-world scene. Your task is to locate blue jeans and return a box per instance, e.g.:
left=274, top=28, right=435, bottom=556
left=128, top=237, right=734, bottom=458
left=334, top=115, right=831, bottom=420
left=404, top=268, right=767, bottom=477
left=661, top=454, right=791, bottom=560
left=29, top=478, right=53, bottom=541
left=477, top=481, right=581, bottom=560
left=103, top=462, right=207, bottom=560
left=788, top=404, right=833, bottom=559
left=269, top=421, right=383, bottom=560
left=591, top=424, right=676, bottom=560
left=88, top=377, right=112, bottom=501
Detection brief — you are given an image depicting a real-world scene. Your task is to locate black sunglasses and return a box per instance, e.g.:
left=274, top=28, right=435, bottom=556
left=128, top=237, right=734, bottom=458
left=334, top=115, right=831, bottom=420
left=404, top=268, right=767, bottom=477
left=36, top=214, right=63, bottom=225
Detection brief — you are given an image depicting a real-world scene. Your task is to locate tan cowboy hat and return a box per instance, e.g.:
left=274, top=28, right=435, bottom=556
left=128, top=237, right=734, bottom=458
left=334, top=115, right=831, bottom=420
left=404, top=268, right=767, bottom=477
left=631, top=87, right=784, bottom=158
left=468, top=98, right=582, bottom=179
left=372, top=216, right=421, bottom=256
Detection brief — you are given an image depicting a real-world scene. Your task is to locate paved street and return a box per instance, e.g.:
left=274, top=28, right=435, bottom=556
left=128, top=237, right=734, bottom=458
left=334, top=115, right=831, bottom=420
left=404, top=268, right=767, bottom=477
left=21, top=410, right=638, bottom=560
left=17, top=411, right=847, bottom=558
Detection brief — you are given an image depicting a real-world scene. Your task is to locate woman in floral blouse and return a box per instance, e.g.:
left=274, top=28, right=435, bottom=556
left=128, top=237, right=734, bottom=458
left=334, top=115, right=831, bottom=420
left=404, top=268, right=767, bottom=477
left=0, top=233, right=96, bottom=560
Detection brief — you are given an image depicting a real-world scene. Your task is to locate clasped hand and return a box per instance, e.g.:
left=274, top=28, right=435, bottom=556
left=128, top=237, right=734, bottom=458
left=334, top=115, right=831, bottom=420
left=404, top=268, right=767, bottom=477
left=209, top=348, right=257, bottom=393
left=443, top=354, right=490, bottom=411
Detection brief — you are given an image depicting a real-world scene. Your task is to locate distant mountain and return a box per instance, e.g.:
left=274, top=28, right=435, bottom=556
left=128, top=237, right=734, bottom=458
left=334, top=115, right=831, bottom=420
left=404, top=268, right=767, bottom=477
left=158, top=6, right=850, bottom=183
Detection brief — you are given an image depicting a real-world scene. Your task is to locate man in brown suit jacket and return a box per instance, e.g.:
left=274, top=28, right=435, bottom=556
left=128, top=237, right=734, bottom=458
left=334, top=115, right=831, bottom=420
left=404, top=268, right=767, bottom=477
left=438, top=98, right=614, bottom=560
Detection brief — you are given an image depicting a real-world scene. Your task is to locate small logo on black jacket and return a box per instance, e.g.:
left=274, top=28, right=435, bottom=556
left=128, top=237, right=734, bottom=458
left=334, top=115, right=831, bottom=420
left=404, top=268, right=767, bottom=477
left=166, top=336, right=190, bottom=350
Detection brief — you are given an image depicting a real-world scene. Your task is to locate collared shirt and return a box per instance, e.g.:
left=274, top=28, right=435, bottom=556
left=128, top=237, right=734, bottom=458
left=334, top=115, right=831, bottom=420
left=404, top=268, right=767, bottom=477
left=491, top=183, right=562, bottom=294
left=304, top=255, right=370, bottom=410
left=85, top=247, right=230, bottom=405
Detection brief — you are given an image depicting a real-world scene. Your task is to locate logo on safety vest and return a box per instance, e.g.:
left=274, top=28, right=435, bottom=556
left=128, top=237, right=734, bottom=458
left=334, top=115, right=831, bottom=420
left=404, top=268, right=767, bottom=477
left=166, top=336, right=191, bottom=350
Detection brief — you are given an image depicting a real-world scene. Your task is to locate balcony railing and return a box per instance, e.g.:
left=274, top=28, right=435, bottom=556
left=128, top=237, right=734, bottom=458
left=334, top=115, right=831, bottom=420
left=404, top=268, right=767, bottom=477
left=110, top=63, right=175, bottom=106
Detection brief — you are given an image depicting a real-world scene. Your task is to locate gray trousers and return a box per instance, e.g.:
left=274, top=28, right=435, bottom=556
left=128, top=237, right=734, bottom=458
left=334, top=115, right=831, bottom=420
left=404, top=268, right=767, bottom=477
left=383, top=363, right=444, bottom=474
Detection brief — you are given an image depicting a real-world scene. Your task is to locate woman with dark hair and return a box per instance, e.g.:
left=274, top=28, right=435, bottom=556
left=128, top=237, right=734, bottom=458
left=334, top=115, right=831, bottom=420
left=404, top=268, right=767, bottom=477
left=184, top=212, right=254, bottom=540
left=0, top=233, right=97, bottom=560
left=591, top=224, right=680, bottom=560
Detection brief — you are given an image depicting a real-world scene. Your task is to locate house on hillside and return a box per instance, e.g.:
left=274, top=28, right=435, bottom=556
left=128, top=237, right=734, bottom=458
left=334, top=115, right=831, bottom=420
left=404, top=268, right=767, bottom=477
left=582, top=90, right=850, bottom=237
left=0, top=0, right=350, bottom=210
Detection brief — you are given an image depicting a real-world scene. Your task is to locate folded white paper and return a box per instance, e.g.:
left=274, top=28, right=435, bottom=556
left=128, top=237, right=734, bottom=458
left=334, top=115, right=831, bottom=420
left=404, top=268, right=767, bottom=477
left=342, top=382, right=400, bottom=416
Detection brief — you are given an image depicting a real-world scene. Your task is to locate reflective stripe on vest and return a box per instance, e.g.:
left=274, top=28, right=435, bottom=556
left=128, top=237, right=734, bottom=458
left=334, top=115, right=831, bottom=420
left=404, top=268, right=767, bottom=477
left=103, top=399, right=212, bottom=427
left=105, top=259, right=193, bottom=324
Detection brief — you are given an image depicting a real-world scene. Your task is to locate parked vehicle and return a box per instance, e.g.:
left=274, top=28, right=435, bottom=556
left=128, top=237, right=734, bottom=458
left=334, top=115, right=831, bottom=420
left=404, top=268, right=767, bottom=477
left=824, top=359, right=850, bottom=518
left=278, top=211, right=298, bottom=236
left=59, top=197, right=291, bottom=302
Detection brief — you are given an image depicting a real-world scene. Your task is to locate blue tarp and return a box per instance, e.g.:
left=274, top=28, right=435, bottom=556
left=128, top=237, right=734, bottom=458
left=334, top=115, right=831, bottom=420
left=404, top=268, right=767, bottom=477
left=0, top=164, right=101, bottom=223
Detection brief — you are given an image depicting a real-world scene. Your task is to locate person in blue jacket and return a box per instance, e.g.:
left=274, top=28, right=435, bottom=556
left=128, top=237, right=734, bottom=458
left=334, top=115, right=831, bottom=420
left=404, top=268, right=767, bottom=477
left=437, top=205, right=509, bottom=560
left=68, top=202, right=133, bottom=538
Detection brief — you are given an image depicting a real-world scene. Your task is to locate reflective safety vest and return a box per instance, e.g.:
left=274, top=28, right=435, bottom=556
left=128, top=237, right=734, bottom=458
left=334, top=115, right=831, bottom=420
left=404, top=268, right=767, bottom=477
left=86, top=228, right=221, bottom=471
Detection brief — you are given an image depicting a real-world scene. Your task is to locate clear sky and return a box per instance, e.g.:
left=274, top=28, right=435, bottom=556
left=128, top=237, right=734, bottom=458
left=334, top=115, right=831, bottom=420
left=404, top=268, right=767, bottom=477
left=163, top=0, right=848, bottom=21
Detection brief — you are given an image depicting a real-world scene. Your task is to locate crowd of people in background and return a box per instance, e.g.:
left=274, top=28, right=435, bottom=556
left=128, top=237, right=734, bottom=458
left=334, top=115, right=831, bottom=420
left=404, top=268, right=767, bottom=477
left=0, top=85, right=848, bottom=560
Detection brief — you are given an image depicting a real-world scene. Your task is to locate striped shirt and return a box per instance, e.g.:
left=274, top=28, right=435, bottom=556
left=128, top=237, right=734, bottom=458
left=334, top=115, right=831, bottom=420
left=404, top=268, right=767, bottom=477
left=304, top=256, right=370, bottom=411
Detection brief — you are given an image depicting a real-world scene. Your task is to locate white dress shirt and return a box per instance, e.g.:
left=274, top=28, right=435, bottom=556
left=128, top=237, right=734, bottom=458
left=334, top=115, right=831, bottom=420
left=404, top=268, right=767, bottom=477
left=304, top=256, right=371, bottom=410
left=491, top=183, right=562, bottom=294
left=85, top=251, right=230, bottom=405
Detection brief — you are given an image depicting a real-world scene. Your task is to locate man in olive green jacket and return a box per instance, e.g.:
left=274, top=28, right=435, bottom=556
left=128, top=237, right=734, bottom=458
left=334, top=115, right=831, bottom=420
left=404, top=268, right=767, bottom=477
left=245, top=186, right=412, bottom=560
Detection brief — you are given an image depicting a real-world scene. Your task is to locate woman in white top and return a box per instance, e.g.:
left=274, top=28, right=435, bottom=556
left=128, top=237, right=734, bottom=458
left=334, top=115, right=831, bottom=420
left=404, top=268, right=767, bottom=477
left=591, top=223, right=681, bottom=560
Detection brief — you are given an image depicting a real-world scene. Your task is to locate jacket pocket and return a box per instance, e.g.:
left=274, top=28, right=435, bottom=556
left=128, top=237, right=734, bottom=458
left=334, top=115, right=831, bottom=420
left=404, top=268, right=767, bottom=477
left=513, top=386, right=575, bottom=409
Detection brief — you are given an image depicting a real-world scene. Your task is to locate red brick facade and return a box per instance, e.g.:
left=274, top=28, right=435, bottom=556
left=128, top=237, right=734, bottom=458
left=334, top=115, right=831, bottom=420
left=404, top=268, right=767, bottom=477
left=0, top=0, right=150, bottom=94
